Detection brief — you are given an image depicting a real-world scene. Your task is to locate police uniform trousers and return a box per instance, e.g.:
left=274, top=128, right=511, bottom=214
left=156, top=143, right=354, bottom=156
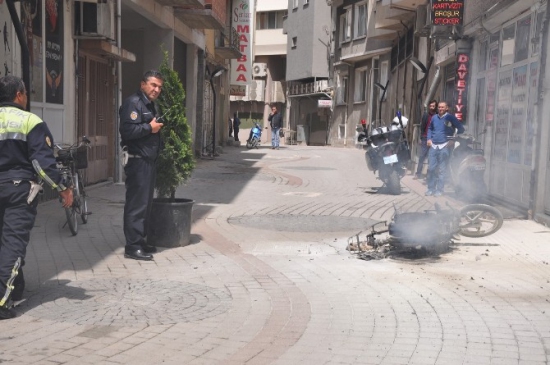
left=123, top=158, right=157, bottom=248
left=0, top=181, right=37, bottom=303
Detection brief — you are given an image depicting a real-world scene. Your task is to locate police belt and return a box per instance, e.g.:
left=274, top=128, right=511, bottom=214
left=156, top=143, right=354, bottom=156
left=128, top=154, right=142, bottom=159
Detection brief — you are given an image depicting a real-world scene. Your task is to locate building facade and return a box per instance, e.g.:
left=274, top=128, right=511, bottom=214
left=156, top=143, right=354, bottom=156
left=285, top=0, right=331, bottom=146
left=1, top=0, right=240, bottom=186
left=327, top=0, right=550, bottom=223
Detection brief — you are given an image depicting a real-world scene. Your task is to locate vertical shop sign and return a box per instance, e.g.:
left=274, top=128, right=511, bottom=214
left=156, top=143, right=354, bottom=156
left=21, top=0, right=43, bottom=102
left=230, top=0, right=254, bottom=96
left=455, top=53, right=469, bottom=122
left=45, top=0, right=63, bottom=104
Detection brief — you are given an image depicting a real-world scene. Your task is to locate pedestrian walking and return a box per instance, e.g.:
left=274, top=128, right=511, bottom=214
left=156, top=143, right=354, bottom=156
left=0, top=76, right=73, bottom=319
left=228, top=117, right=233, bottom=138
left=119, top=70, right=164, bottom=261
left=268, top=105, right=282, bottom=149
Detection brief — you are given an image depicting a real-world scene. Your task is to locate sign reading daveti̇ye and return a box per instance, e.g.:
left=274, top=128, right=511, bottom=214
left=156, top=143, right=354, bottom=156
left=431, top=0, right=464, bottom=26
left=230, top=0, right=254, bottom=96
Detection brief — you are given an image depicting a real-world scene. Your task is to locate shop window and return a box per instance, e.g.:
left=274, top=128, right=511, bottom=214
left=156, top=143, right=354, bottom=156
left=501, top=23, right=515, bottom=67
left=443, top=63, right=456, bottom=107
left=354, top=68, right=367, bottom=103
left=532, top=11, right=544, bottom=56
left=514, top=16, right=531, bottom=63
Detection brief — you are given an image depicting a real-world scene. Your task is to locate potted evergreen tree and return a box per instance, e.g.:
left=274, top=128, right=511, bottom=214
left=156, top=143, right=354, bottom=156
left=148, top=50, right=196, bottom=248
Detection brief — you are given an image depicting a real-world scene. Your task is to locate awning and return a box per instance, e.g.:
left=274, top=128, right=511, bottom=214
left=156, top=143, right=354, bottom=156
left=79, top=39, right=136, bottom=62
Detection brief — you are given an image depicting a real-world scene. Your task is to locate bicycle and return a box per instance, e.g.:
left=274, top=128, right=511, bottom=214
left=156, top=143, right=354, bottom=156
left=55, top=136, right=92, bottom=235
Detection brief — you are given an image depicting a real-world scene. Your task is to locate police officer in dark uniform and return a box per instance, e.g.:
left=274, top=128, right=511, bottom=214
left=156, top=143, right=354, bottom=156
left=0, top=76, right=73, bottom=319
left=119, top=70, right=164, bottom=261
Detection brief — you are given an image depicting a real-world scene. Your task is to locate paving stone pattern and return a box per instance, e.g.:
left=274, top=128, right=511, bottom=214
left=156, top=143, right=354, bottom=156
left=1, top=145, right=550, bottom=365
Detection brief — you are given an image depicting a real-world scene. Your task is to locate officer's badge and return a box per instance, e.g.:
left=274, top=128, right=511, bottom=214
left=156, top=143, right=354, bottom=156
left=130, top=111, right=138, bottom=120
left=46, top=136, right=52, bottom=147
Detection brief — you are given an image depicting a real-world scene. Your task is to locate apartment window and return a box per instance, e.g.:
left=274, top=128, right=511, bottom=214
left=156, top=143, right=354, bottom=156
left=354, top=68, right=368, bottom=102
left=292, top=37, right=297, bottom=48
left=354, top=3, right=367, bottom=38
left=304, top=0, right=309, bottom=5
left=339, top=8, right=352, bottom=44
left=256, top=11, right=286, bottom=30
left=337, top=75, right=348, bottom=104
left=293, top=0, right=298, bottom=9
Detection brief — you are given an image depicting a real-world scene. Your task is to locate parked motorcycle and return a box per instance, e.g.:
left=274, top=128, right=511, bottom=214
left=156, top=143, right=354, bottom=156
left=352, top=202, right=503, bottom=255
left=449, top=134, right=487, bottom=200
left=357, top=113, right=411, bottom=195
left=246, top=122, right=263, bottom=149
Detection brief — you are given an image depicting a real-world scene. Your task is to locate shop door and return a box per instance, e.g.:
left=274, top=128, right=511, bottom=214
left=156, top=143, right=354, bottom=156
left=77, top=53, right=114, bottom=184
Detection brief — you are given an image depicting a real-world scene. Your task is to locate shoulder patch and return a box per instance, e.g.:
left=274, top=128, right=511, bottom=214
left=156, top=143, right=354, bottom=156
left=46, top=136, right=52, bottom=147
left=130, top=111, right=138, bottom=120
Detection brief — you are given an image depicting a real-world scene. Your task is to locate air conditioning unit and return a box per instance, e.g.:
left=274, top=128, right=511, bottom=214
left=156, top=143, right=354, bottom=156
left=252, top=63, right=267, bottom=77
left=78, top=0, right=115, bottom=40
left=415, top=5, right=430, bottom=37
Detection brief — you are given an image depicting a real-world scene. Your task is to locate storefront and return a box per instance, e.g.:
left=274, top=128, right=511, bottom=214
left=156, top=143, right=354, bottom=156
left=472, top=7, right=546, bottom=209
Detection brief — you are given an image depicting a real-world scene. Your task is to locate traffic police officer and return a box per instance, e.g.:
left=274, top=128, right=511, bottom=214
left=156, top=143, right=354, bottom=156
left=0, top=76, right=73, bottom=319
left=119, top=70, right=164, bottom=261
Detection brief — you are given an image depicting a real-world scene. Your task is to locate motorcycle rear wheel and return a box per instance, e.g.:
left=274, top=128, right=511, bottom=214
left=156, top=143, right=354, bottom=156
left=387, top=170, right=401, bottom=195
left=459, top=204, right=503, bottom=238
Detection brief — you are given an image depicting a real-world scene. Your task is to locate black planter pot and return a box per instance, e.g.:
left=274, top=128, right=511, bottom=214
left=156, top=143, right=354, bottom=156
left=148, top=198, right=194, bottom=248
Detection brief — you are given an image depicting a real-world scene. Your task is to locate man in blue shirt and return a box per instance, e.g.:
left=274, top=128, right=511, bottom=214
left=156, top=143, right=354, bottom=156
left=426, top=101, right=465, bottom=197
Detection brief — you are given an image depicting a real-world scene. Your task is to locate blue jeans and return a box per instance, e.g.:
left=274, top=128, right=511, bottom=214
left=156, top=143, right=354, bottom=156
left=415, top=138, right=429, bottom=176
left=271, top=128, right=280, bottom=147
left=427, top=146, right=450, bottom=193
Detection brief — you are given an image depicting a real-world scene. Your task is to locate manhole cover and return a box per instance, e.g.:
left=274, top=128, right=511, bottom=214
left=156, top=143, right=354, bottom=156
left=25, top=278, right=232, bottom=325
left=228, top=215, right=378, bottom=232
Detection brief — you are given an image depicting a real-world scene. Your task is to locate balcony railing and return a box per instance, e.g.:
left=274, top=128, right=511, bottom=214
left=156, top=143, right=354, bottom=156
left=288, top=80, right=329, bottom=96
left=215, top=26, right=241, bottom=59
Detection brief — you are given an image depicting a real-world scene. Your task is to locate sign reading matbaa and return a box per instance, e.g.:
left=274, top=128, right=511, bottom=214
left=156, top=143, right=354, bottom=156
left=230, top=0, right=254, bottom=95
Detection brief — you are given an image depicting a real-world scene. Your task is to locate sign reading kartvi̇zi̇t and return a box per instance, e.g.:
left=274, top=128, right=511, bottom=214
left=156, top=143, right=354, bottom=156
left=431, top=0, right=464, bottom=26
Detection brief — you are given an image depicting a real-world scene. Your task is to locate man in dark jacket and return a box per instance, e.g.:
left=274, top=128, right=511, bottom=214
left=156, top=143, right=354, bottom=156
left=268, top=105, right=283, bottom=149
left=0, top=76, right=73, bottom=319
left=426, top=101, right=465, bottom=197
left=233, top=113, right=240, bottom=141
left=414, top=100, right=437, bottom=179
left=119, top=70, right=164, bottom=261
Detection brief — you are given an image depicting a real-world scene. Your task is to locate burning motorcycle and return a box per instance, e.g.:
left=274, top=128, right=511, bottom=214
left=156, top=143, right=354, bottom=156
left=357, top=112, right=411, bottom=195
left=449, top=134, right=487, bottom=201
left=348, top=202, right=503, bottom=256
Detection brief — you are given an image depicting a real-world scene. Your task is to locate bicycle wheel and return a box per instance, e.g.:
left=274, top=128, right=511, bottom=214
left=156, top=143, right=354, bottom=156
left=65, top=205, right=78, bottom=236
left=79, top=180, right=88, bottom=224
left=459, top=204, right=503, bottom=238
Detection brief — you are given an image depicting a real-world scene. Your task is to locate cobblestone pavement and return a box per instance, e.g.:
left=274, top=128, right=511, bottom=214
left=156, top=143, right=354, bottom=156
left=2, top=145, right=550, bottom=365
